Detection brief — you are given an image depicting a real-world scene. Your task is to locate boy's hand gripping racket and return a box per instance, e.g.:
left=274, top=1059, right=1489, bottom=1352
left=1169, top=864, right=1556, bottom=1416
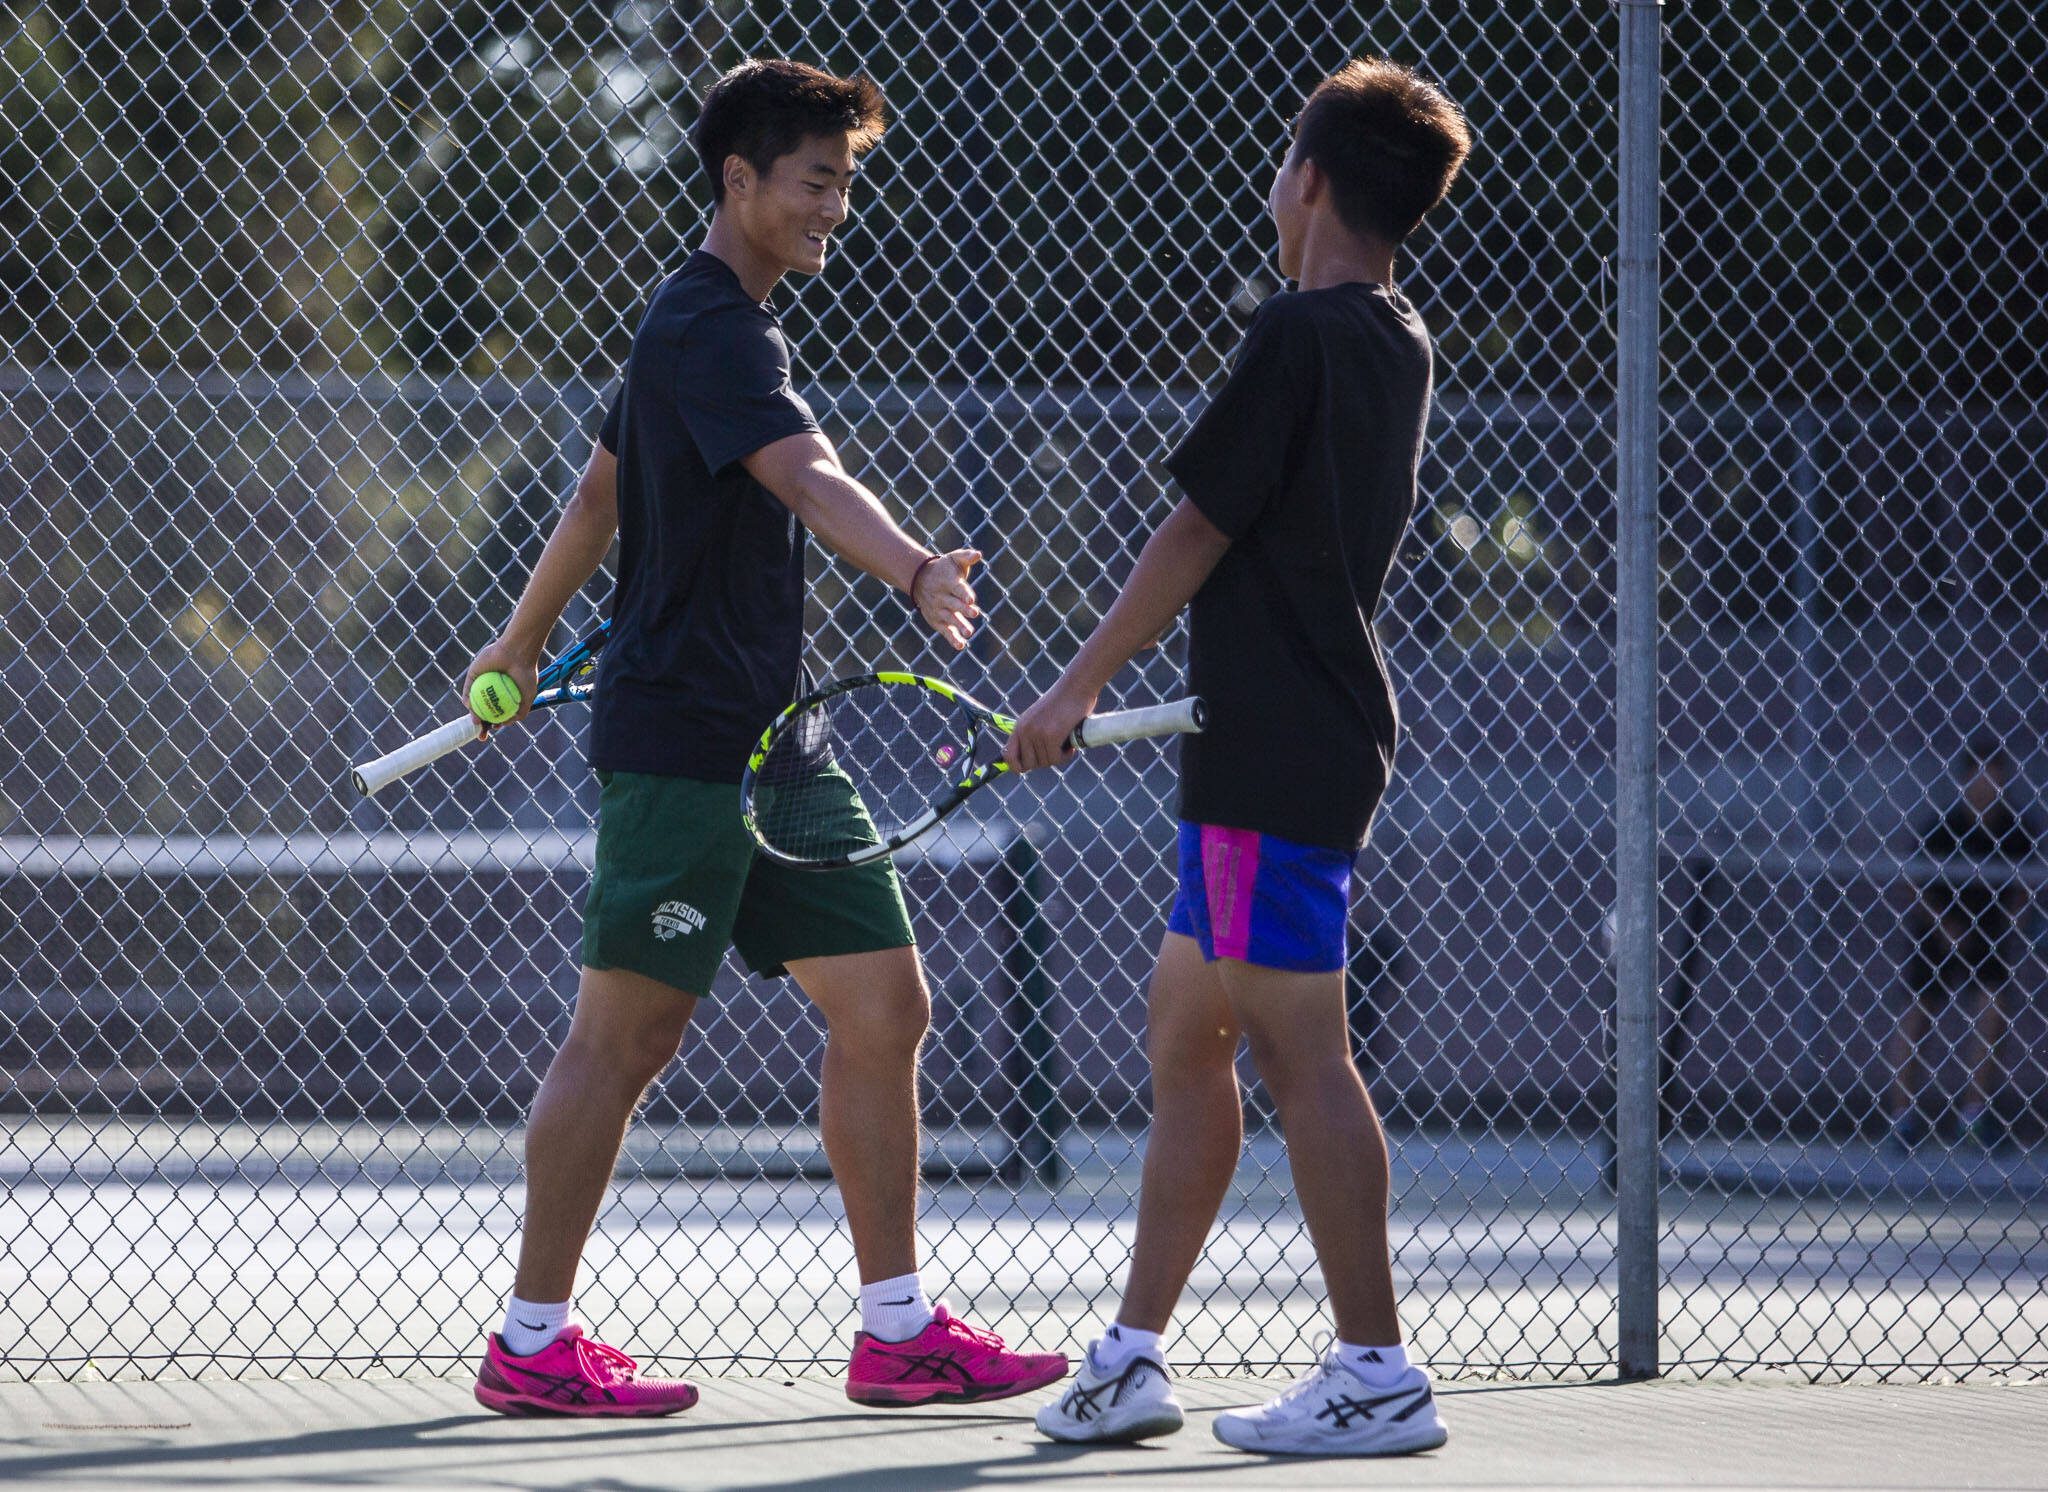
left=349, top=620, right=611, bottom=796
left=740, top=671, right=1204, bottom=869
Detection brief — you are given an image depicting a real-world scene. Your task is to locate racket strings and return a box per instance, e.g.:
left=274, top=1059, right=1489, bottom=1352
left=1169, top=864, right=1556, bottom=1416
left=752, top=683, right=982, bottom=861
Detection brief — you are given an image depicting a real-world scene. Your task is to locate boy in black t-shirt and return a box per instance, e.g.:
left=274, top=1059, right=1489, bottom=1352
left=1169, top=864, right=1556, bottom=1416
left=462, top=60, right=1064, bottom=1416
left=1009, top=60, right=1470, bottom=1456
left=1887, top=739, right=2037, bottom=1151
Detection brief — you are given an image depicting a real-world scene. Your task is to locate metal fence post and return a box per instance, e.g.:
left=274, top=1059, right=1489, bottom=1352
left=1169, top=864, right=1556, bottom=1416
left=1614, top=0, right=1665, bottom=1382
left=1787, top=409, right=1826, bottom=1098
left=1000, top=830, right=1063, bottom=1187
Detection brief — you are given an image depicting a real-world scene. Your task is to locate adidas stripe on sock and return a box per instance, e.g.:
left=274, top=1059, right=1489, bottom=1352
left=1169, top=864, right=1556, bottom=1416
left=1339, top=1340, right=1412, bottom=1387
left=1091, top=1321, right=1164, bottom=1373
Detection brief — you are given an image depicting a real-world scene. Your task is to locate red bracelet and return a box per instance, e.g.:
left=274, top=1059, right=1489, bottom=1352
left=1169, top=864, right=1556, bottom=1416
left=908, top=552, right=943, bottom=596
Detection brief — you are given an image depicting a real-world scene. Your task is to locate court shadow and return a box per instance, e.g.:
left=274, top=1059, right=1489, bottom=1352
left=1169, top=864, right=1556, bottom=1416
left=1, top=1412, right=712, bottom=1484
left=1, top=1404, right=1073, bottom=1488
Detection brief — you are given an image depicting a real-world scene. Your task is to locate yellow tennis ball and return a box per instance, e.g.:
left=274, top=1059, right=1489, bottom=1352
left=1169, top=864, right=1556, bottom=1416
left=469, top=671, right=521, bottom=724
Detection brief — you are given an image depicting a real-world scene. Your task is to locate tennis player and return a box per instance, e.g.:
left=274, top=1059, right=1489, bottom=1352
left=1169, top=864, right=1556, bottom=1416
left=463, top=58, right=1065, bottom=1416
left=1008, top=59, right=1470, bottom=1455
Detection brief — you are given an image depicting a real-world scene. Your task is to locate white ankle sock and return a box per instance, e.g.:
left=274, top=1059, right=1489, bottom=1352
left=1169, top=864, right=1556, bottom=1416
left=499, top=1296, right=571, bottom=1357
left=1339, top=1340, right=1411, bottom=1386
left=1091, top=1321, right=1164, bottom=1373
left=858, top=1272, right=934, bottom=1342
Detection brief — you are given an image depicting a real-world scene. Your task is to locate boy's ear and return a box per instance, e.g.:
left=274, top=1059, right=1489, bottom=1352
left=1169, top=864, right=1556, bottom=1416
left=722, top=153, right=753, bottom=200
left=1293, top=156, right=1327, bottom=209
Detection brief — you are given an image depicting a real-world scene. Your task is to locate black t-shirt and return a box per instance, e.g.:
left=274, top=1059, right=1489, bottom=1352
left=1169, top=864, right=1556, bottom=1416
left=588, top=250, right=822, bottom=781
left=1164, top=285, right=1433, bottom=851
left=1916, top=799, right=2037, bottom=940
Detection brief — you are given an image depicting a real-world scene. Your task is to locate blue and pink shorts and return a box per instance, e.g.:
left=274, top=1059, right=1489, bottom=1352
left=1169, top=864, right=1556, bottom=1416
left=1165, top=821, right=1353, bottom=973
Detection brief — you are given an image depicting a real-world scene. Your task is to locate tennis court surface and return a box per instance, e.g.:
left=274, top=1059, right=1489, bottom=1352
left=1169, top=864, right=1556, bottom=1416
left=4, top=1375, right=2043, bottom=1492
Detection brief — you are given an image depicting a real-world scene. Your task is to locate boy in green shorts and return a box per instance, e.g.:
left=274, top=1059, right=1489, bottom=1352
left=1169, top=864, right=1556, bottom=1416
left=463, top=59, right=1066, bottom=1416
left=1008, top=59, right=1470, bottom=1455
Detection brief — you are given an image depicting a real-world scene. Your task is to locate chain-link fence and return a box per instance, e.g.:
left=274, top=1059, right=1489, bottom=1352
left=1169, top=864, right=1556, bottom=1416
left=2, top=1, right=2043, bottom=1384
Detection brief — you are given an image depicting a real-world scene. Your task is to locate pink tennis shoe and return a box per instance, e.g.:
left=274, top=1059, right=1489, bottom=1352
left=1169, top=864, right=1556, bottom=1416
left=474, top=1326, right=700, bottom=1417
left=847, top=1302, right=1069, bottom=1406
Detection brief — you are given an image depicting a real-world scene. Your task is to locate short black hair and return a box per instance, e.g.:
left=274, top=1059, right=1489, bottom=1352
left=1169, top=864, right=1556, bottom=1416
left=1291, top=58, right=1471, bottom=244
left=1965, top=735, right=2015, bottom=779
left=692, top=58, right=887, bottom=205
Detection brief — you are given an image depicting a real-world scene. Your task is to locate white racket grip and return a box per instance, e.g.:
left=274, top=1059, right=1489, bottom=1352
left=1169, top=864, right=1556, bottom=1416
left=350, top=716, right=482, bottom=796
left=1070, top=696, right=1207, bottom=749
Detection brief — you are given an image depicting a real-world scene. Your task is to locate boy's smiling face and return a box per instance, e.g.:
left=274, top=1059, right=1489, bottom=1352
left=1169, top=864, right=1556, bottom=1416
left=725, top=131, right=859, bottom=279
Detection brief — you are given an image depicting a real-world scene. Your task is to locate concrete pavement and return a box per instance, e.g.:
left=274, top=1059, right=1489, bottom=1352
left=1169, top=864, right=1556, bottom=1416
left=2, top=1372, right=2043, bottom=1491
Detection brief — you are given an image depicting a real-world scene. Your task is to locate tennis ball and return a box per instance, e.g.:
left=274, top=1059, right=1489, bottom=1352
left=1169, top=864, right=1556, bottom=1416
left=469, top=671, right=521, bottom=724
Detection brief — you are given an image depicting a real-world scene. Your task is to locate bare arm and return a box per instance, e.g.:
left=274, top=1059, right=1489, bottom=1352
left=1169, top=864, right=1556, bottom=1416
left=1004, top=496, right=1233, bottom=771
left=461, top=443, right=617, bottom=722
left=744, top=430, right=981, bottom=650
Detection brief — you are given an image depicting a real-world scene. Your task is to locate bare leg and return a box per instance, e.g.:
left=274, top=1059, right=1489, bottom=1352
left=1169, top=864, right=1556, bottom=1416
left=1887, top=1002, right=1930, bottom=1121
left=786, top=945, right=930, bottom=1284
left=1116, top=932, right=1244, bottom=1334
left=1963, top=987, right=2009, bottom=1115
left=1221, top=959, right=1400, bottom=1347
left=514, top=966, right=697, bottom=1302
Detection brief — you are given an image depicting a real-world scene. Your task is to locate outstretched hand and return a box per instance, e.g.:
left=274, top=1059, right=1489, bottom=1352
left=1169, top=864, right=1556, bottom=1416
left=913, top=547, right=983, bottom=651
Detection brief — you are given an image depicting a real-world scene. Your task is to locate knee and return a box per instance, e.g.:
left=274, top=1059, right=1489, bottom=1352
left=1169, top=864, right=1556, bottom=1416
left=1149, top=1027, right=1239, bottom=1095
left=1146, top=992, right=1239, bottom=1070
left=1244, top=1027, right=1353, bottom=1107
left=882, top=983, right=932, bottom=1053
left=837, top=981, right=930, bottom=1059
left=557, top=1020, right=685, bottom=1093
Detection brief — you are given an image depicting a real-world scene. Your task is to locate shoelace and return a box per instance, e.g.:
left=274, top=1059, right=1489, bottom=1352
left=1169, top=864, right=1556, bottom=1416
left=1265, top=1361, right=1343, bottom=1414
left=572, top=1334, right=641, bottom=1386
left=938, top=1313, right=1007, bottom=1352
left=1260, top=1334, right=1342, bottom=1415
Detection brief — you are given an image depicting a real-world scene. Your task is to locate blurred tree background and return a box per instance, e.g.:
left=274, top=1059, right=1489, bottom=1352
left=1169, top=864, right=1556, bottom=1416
left=1, top=0, right=2043, bottom=834
left=0, top=1, right=1617, bottom=389
left=4, top=2, right=2037, bottom=398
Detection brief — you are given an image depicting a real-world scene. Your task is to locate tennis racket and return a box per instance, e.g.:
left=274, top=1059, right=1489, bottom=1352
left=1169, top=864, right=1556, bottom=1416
left=740, top=672, right=1205, bottom=869
left=349, top=619, right=611, bottom=797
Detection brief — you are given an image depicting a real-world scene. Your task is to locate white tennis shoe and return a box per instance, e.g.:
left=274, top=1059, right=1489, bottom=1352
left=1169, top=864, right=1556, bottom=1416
left=1035, top=1344, right=1185, bottom=1443
left=1211, top=1349, right=1447, bottom=1457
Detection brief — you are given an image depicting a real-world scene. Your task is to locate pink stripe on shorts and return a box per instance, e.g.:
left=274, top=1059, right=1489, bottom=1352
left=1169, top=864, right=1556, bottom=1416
left=1167, top=820, right=1353, bottom=973
left=1198, top=825, right=1262, bottom=961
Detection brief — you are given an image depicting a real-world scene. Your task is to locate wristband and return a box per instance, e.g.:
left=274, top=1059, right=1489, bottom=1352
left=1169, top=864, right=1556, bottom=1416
left=908, top=551, right=943, bottom=597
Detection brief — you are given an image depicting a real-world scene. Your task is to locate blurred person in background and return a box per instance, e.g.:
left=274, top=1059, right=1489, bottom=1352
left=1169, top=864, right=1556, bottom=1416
left=1886, top=738, right=2038, bottom=1153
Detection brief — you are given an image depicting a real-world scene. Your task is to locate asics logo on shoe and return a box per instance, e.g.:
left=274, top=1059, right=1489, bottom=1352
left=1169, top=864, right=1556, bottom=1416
left=1315, top=1385, right=1430, bottom=1430
left=874, top=1349, right=974, bottom=1386
left=1062, top=1360, right=1153, bottom=1421
left=495, top=1362, right=609, bottom=1406
left=1061, top=1381, right=1107, bottom=1421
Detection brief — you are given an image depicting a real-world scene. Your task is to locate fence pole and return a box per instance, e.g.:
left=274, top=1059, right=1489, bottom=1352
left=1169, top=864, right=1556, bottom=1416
left=1788, top=410, right=1826, bottom=1098
left=1000, top=830, right=1063, bottom=1186
left=1613, top=0, right=1664, bottom=1382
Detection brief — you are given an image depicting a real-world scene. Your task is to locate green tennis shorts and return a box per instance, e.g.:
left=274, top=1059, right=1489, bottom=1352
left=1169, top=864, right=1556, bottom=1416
left=580, top=768, right=914, bottom=995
